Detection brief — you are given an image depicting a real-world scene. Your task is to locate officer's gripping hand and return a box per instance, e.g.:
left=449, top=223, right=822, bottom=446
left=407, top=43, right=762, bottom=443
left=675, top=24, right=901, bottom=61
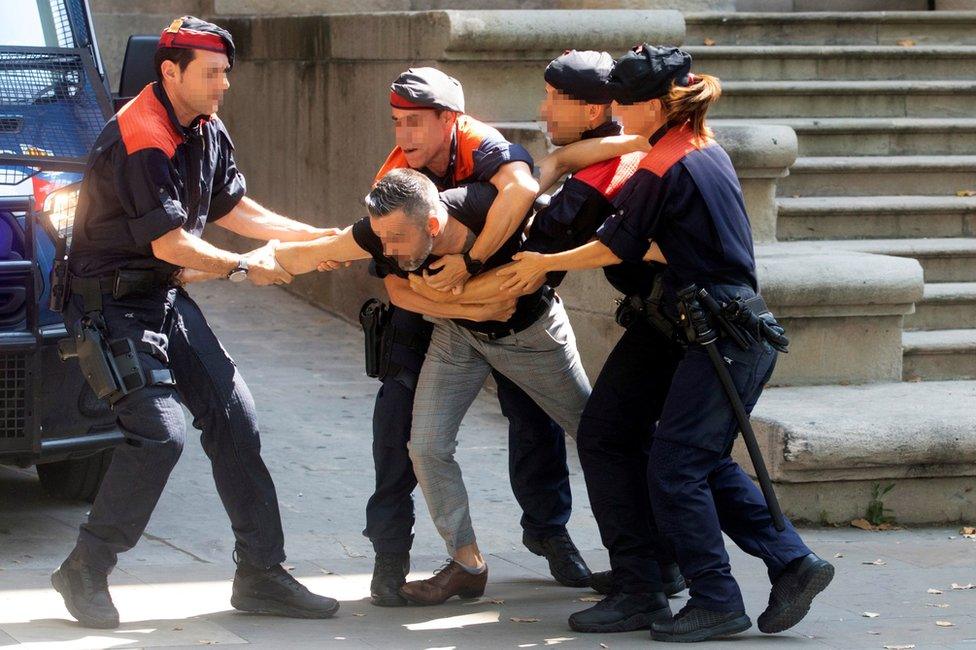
left=425, top=254, right=470, bottom=294
left=497, top=251, right=549, bottom=295
left=409, top=273, right=456, bottom=303
left=245, top=239, right=294, bottom=286
left=316, top=260, right=353, bottom=272
left=473, top=298, right=518, bottom=323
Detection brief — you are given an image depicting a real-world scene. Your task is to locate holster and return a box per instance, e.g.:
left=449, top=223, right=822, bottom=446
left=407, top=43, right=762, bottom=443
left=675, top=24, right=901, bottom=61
left=58, top=316, right=173, bottom=405
left=359, top=298, right=390, bottom=378
left=614, top=275, right=681, bottom=343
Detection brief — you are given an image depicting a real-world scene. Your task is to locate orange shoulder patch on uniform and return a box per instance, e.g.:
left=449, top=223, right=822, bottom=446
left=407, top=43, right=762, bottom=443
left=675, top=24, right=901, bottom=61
left=453, top=114, right=501, bottom=182
left=638, top=124, right=714, bottom=178
left=117, top=85, right=183, bottom=158
left=375, top=148, right=410, bottom=185
left=573, top=150, right=645, bottom=200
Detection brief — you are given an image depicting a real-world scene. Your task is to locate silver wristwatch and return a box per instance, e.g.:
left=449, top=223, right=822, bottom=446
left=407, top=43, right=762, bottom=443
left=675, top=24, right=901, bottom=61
left=228, top=257, right=249, bottom=283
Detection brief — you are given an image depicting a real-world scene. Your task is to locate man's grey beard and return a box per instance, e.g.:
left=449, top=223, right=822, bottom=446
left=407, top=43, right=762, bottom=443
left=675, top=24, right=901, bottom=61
left=397, top=238, right=434, bottom=272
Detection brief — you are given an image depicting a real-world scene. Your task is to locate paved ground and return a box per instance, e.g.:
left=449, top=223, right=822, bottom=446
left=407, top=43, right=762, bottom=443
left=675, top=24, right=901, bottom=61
left=0, top=282, right=974, bottom=649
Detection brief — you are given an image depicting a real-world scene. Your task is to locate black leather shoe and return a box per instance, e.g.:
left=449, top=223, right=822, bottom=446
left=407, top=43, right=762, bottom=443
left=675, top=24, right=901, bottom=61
left=651, top=606, right=751, bottom=643
left=523, top=531, right=591, bottom=587
left=51, top=557, right=120, bottom=629
left=371, top=552, right=410, bottom=607
left=232, top=562, right=339, bottom=618
left=569, top=591, right=671, bottom=633
left=590, top=563, right=686, bottom=597
left=758, top=553, right=834, bottom=634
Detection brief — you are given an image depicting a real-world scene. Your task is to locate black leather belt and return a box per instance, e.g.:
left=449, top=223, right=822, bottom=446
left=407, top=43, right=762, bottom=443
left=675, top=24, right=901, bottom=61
left=465, top=288, right=555, bottom=342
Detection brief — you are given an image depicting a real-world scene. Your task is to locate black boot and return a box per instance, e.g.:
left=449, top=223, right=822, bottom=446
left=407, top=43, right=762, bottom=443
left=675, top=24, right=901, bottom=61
left=758, top=553, right=834, bottom=634
left=51, top=556, right=120, bottom=629
left=650, top=606, right=751, bottom=643
left=523, top=531, right=591, bottom=588
left=569, top=591, right=671, bottom=633
left=232, top=562, right=339, bottom=619
left=371, top=552, right=410, bottom=607
left=590, top=563, right=686, bottom=597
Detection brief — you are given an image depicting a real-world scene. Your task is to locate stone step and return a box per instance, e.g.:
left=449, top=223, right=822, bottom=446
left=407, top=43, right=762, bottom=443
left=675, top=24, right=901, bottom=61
left=688, top=45, right=976, bottom=81
left=713, top=80, right=976, bottom=119
left=776, top=195, right=976, bottom=240
left=903, top=329, right=976, bottom=381
left=711, top=118, right=976, bottom=157
left=739, top=380, right=976, bottom=523
left=906, top=282, right=976, bottom=331
left=816, top=238, right=976, bottom=282
left=778, top=155, right=976, bottom=197
left=685, top=11, right=976, bottom=46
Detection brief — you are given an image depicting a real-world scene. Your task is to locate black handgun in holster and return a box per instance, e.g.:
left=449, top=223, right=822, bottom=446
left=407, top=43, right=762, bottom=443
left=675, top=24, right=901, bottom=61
left=359, top=298, right=390, bottom=378
left=58, top=316, right=148, bottom=405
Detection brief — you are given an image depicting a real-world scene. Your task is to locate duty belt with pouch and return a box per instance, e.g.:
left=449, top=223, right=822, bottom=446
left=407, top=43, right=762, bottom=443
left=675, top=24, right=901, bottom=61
left=56, top=267, right=177, bottom=405
left=679, top=287, right=790, bottom=353
left=359, top=298, right=430, bottom=391
left=614, top=275, right=682, bottom=343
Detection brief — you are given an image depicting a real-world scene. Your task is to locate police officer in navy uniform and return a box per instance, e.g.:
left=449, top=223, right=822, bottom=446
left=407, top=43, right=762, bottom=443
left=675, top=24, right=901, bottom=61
left=503, top=45, right=834, bottom=642
left=362, top=69, right=591, bottom=605
left=50, top=17, right=339, bottom=628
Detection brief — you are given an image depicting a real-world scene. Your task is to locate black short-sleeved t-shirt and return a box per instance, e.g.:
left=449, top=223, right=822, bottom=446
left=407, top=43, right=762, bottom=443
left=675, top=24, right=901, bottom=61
left=352, top=183, right=544, bottom=335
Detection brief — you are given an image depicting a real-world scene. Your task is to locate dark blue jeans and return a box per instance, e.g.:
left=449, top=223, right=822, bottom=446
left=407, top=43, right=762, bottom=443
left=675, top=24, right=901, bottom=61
left=67, top=288, right=285, bottom=573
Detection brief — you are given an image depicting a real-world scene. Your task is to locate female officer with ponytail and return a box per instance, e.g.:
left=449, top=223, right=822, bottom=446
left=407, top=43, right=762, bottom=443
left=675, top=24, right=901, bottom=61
left=499, top=45, right=833, bottom=643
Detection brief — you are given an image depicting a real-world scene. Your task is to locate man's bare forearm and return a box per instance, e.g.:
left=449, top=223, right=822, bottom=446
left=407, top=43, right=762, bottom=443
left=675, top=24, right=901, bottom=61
left=275, top=226, right=370, bottom=275
left=151, top=227, right=240, bottom=275
left=216, top=196, right=332, bottom=242
left=386, top=277, right=488, bottom=320
left=468, top=163, right=538, bottom=262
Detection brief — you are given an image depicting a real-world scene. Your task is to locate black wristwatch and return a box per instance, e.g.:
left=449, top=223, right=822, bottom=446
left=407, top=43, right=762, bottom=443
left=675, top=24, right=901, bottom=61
left=228, top=257, right=249, bottom=283
left=462, top=251, right=483, bottom=276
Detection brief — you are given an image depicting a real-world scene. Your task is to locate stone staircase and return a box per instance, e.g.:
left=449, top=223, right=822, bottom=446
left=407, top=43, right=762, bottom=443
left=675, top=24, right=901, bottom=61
left=688, top=12, right=976, bottom=383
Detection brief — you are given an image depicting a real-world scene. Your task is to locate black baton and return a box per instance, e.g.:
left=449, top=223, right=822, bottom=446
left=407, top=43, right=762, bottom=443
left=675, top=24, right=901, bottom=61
left=677, top=284, right=786, bottom=532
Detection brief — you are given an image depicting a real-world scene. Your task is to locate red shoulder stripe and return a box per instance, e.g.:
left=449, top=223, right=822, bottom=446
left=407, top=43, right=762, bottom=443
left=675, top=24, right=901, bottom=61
left=375, top=148, right=410, bottom=185
left=638, top=123, right=714, bottom=177
left=454, top=115, right=499, bottom=182
left=117, top=84, right=182, bottom=158
left=572, top=151, right=645, bottom=200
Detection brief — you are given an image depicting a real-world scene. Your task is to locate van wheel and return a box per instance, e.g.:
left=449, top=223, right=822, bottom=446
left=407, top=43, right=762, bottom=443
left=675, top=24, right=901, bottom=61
left=36, top=449, right=114, bottom=503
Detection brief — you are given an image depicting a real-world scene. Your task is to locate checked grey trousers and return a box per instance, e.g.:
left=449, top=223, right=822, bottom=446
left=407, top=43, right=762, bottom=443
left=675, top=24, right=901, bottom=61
left=409, top=296, right=591, bottom=554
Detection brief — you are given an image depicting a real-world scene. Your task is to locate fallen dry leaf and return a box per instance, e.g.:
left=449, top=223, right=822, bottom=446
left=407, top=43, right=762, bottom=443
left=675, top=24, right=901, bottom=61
left=851, top=518, right=875, bottom=531
left=957, top=190, right=976, bottom=197
left=353, top=612, right=366, bottom=617
left=897, top=38, right=917, bottom=47
left=936, top=620, right=955, bottom=627
left=510, top=617, right=540, bottom=623
left=488, top=598, right=505, bottom=605
left=863, top=558, right=887, bottom=566
left=951, top=583, right=974, bottom=590
left=927, top=588, right=944, bottom=594
left=173, top=626, right=184, bottom=631
left=579, top=596, right=603, bottom=602
left=883, top=645, right=915, bottom=650
left=834, top=553, right=844, bottom=558
left=600, top=645, right=609, bottom=649
left=962, top=526, right=975, bottom=534
left=862, top=612, right=880, bottom=618
left=927, top=603, right=950, bottom=608
left=867, top=630, right=880, bottom=635
left=703, top=37, right=717, bottom=46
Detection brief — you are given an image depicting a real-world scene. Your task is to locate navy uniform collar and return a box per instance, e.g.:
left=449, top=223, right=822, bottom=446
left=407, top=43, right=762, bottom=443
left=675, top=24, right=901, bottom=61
left=152, top=82, right=210, bottom=138
left=581, top=120, right=623, bottom=140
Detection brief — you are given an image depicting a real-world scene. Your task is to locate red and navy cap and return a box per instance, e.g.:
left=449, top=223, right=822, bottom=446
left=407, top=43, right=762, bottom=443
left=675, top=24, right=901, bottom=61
left=390, top=67, right=465, bottom=113
left=158, top=16, right=236, bottom=70
left=545, top=50, right=615, bottom=105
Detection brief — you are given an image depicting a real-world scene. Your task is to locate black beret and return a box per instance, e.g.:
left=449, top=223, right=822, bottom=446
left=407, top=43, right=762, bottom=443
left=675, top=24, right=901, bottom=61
left=390, top=67, right=465, bottom=113
left=609, top=44, right=692, bottom=104
left=159, top=16, right=235, bottom=70
left=544, top=50, right=615, bottom=105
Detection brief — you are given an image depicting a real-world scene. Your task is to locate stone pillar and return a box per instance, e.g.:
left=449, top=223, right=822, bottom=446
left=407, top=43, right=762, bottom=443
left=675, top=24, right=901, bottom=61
left=713, top=124, right=796, bottom=244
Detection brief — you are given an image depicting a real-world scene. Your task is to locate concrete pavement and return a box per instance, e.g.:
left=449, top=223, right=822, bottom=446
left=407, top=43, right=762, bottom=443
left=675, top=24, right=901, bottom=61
left=0, top=281, right=973, bottom=649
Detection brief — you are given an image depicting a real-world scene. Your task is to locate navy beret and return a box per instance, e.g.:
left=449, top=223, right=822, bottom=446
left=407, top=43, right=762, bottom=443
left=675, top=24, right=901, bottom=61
left=544, top=50, right=615, bottom=105
left=390, top=67, right=465, bottom=113
left=609, top=44, right=692, bottom=104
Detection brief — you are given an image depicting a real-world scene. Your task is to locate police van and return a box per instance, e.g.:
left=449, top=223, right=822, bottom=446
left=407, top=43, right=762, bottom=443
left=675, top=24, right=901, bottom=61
left=0, top=0, right=156, bottom=501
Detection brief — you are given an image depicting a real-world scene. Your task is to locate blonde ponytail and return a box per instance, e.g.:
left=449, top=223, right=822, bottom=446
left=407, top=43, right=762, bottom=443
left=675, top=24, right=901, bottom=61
left=662, top=73, right=722, bottom=139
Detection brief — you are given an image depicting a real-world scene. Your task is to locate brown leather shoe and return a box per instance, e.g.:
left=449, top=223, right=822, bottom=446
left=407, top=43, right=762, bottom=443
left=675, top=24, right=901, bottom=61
left=399, top=560, right=487, bottom=606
